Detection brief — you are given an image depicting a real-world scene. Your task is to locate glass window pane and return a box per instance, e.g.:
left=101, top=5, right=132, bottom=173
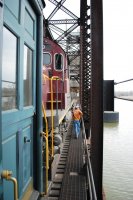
left=55, top=54, right=63, bottom=70
left=23, top=45, right=33, bottom=106
left=43, top=53, right=51, bottom=65
left=2, top=27, right=17, bottom=111
left=43, top=44, right=51, bottom=51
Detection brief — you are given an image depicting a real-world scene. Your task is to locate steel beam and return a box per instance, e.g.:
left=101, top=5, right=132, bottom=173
left=80, top=1, right=91, bottom=139
left=48, top=0, right=66, bottom=20
left=56, top=23, right=79, bottom=42
left=49, top=0, right=78, bottom=19
left=48, top=19, right=79, bottom=25
left=90, top=0, right=103, bottom=199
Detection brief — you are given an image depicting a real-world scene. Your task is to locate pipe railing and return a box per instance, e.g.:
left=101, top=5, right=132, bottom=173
left=40, top=132, right=49, bottom=195
left=42, top=103, right=49, bottom=195
left=42, top=102, right=49, bottom=165
left=81, top=118, right=97, bottom=200
left=43, top=74, right=61, bottom=157
left=1, top=170, right=18, bottom=200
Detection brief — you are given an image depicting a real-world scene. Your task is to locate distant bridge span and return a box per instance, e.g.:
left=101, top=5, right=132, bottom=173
left=114, top=78, right=133, bottom=101
left=114, top=78, right=133, bottom=85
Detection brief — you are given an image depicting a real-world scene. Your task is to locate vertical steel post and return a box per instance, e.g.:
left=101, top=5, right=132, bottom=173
left=80, top=0, right=91, bottom=138
left=36, top=14, right=44, bottom=193
left=91, top=0, right=103, bottom=199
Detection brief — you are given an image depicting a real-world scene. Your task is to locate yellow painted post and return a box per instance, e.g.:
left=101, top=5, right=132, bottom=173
left=42, top=102, right=49, bottom=168
left=50, top=77, right=54, bottom=157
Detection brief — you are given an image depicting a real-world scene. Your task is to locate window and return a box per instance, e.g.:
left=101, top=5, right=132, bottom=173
left=55, top=53, right=63, bottom=70
left=2, top=27, right=17, bottom=111
left=43, top=44, right=52, bottom=51
left=43, top=53, right=51, bottom=65
left=23, top=45, right=33, bottom=106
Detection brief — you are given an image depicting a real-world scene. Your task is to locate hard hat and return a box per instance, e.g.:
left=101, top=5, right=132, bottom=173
left=75, top=105, right=80, bottom=108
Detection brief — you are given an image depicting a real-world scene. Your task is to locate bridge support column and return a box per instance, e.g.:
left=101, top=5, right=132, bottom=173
left=91, top=0, right=103, bottom=199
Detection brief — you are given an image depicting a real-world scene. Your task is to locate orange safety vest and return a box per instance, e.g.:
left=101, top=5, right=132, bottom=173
left=73, top=108, right=83, bottom=120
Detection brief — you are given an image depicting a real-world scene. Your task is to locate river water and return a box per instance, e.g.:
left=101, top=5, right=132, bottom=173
left=103, top=99, right=133, bottom=200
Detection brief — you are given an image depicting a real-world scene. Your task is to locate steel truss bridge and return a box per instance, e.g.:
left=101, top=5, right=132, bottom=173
left=44, top=0, right=103, bottom=199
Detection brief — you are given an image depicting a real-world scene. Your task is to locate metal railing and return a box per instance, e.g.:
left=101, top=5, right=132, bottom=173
left=81, top=118, right=97, bottom=200
left=43, top=74, right=61, bottom=157
left=1, top=170, right=18, bottom=200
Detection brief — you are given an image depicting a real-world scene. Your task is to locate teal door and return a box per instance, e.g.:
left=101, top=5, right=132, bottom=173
left=2, top=0, right=37, bottom=199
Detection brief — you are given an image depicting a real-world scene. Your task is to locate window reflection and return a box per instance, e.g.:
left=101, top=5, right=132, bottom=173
left=24, top=45, right=33, bottom=106
left=2, top=27, right=17, bottom=111
left=43, top=53, right=51, bottom=65
left=55, top=54, right=63, bottom=70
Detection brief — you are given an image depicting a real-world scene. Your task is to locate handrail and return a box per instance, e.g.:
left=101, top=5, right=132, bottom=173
left=42, top=74, right=61, bottom=158
left=50, top=76, right=60, bottom=157
left=50, top=77, right=54, bottom=157
left=1, top=170, right=18, bottom=200
left=42, top=102, right=49, bottom=169
left=40, top=132, right=49, bottom=195
left=81, top=118, right=97, bottom=200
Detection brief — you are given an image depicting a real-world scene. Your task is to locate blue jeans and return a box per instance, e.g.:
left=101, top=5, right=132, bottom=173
left=73, top=120, right=80, bottom=138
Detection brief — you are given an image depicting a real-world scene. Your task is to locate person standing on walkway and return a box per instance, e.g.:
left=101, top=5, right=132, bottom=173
left=72, top=105, right=83, bottom=138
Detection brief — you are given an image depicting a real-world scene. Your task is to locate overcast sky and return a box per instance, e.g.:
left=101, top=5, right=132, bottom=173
left=103, top=0, right=133, bottom=83
left=44, top=0, right=133, bottom=86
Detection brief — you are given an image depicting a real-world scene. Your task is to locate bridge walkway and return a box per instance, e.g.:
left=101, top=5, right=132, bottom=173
left=44, top=121, right=87, bottom=200
left=59, top=121, right=87, bottom=200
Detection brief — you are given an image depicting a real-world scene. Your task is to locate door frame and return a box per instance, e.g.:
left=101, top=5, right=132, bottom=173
left=0, top=0, right=3, bottom=198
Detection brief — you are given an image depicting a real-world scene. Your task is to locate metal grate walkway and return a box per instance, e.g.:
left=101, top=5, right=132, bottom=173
left=58, top=122, right=87, bottom=200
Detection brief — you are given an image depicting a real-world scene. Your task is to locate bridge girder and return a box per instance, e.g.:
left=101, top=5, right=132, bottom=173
left=44, top=0, right=103, bottom=199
